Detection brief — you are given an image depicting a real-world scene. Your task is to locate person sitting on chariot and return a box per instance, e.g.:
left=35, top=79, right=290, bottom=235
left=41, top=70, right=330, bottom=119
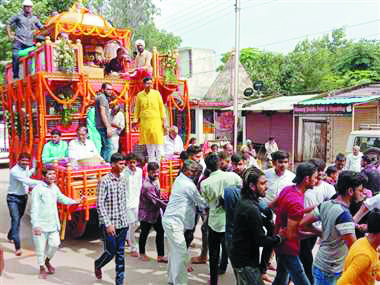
left=93, top=46, right=106, bottom=68
left=163, top=126, right=184, bottom=157
left=104, top=47, right=130, bottom=76
left=41, top=129, right=68, bottom=164
left=68, top=126, right=104, bottom=167
left=129, top=39, right=152, bottom=79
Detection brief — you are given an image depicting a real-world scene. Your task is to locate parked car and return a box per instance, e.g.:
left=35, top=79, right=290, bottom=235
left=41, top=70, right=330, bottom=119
left=346, top=130, right=380, bottom=153
left=0, top=123, right=9, bottom=164
left=346, top=125, right=380, bottom=167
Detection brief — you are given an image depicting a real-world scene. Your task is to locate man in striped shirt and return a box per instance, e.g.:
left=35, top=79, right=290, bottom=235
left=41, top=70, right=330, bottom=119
left=95, top=153, right=129, bottom=285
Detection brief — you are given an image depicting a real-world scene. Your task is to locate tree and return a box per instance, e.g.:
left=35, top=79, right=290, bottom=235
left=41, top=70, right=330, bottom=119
left=281, top=37, right=335, bottom=93
left=103, top=0, right=181, bottom=52
left=218, top=28, right=380, bottom=95
left=219, top=48, right=285, bottom=95
left=278, top=29, right=380, bottom=94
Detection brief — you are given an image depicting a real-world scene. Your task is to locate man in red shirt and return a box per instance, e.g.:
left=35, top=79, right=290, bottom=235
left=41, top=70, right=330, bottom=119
left=272, top=163, right=319, bottom=285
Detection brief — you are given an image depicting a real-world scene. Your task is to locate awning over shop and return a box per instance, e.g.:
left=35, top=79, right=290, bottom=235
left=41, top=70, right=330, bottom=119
left=295, top=83, right=380, bottom=115
left=295, top=93, right=380, bottom=115
left=242, top=94, right=319, bottom=112
left=298, top=94, right=380, bottom=105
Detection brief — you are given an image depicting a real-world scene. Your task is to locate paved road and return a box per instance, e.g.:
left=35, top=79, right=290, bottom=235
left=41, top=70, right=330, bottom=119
left=0, top=167, right=235, bottom=285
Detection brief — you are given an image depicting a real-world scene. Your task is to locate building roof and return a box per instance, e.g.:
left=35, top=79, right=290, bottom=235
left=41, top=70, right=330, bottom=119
left=298, top=83, right=380, bottom=106
left=204, top=52, right=252, bottom=103
left=242, top=94, right=319, bottom=111
left=299, top=94, right=380, bottom=105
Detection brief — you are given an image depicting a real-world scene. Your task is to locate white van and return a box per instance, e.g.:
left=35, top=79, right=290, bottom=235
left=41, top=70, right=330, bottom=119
left=0, top=123, right=9, bottom=164
left=346, top=130, right=380, bottom=154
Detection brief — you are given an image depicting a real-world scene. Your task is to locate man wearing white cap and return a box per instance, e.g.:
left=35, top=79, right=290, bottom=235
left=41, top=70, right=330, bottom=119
left=6, top=0, right=44, bottom=79
left=134, top=39, right=153, bottom=73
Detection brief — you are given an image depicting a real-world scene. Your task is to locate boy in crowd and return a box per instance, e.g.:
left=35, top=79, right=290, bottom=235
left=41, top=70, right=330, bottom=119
left=263, top=150, right=295, bottom=207
left=200, top=153, right=242, bottom=285
left=325, top=165, right=338, bottom=185
left=360, top=154, right=380, bottom=195
left=272, top=163, right=318, bottom=285
left=231, top=152, right=248, bottom=177
left=122, top=153, right=143, bottom=257
left=95, top=153, right=129, bottom=285
left=230, top=167, right=286, bottom=285
left=187, top=145, right=206, bottom=171
left=301, top=158, right=336, bottom=283
left=218, top=151, right=232, bottom=172
left=301, top=171, right=365, bottom=285
left=334, top=153, right=346, bottom=174
left=31, top=167, right=79, bottom=278
left=138, top=162, right=168, bottom=262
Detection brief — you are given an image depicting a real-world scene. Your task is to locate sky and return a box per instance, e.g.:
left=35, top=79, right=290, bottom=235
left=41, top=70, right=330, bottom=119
left=153, top=0, right=380, bottom=62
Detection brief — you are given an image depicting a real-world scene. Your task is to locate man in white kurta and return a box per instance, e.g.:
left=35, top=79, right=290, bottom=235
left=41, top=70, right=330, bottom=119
left=31, top=168, right=78, bottom=278
left=346, top=145, right=363, bottom=172
left=162, top=160, right=207, bottom=285
left=163, top=126, right=184, bottom=157
left=121, top=153, right=142, bottom=257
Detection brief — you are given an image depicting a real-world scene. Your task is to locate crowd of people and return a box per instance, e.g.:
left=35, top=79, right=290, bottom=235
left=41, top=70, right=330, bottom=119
left=4, top=3, right=380, bottom=285
left=6, top=133, right=380, bottom=285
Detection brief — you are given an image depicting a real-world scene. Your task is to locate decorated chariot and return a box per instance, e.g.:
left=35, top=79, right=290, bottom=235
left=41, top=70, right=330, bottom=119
left=1, top=3, right=190, bottom=239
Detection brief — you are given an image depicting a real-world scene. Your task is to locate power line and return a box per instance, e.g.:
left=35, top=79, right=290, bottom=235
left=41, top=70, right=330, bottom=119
left=157, top=1, right=229, bottom=27
left=175, top=9, right=233, bottom=35
left=241, top=0, right=278, bottom=9
left=159, top=2, right=232, bottom=33
left=155, top=0, right=277, bottom=38
left=175, top=0, right=277, bottom=36
left=182, top=19, right=380, bottom=62
left=256, top=18, right=380, bottom=48
left=358, top=32, right=380, bottom=39
left=177, top=24, right=380, bottom=67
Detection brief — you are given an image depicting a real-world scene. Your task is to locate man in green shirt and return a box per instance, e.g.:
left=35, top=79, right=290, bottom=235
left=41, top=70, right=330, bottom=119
left=41, top=129, right=68, bottom=164
left=200, top=153, right=242, bottom=285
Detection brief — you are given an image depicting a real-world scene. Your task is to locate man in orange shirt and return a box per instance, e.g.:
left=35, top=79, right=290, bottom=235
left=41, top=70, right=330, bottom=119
left=337, top=209, right=380, bottom=285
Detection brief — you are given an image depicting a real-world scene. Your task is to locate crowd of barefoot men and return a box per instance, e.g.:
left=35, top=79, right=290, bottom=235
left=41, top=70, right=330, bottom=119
left=5, top=142, right=380, bottom=285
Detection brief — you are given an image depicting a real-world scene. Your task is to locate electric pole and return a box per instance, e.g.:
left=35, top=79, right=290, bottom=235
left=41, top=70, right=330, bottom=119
left=233, top=0, right=241, bottom=151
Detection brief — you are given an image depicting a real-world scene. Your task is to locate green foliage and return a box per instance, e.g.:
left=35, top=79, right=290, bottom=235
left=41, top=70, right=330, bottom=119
left=55, top=38, right=75, bottom=72
left=103, top=0, right=182, bottom=52
left=133, top=23, right=182, bottom=53
left=220, top=28, right=380, bottom=95
left=61, top=106, right=75, bottom=125
left=161, top=50, right=178, bottom=83
left=335, top=40, right=380, bottom=74
left=219, top=48, right=285, bottom=95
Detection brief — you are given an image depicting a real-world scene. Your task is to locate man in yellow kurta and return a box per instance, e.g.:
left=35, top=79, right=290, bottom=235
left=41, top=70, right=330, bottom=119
left=133, top=77, right=165, bottom=162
